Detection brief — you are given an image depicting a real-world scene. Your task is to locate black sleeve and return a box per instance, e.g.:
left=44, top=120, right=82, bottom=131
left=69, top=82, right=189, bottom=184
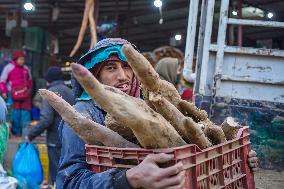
left=28, top=99, right=54, bottom=141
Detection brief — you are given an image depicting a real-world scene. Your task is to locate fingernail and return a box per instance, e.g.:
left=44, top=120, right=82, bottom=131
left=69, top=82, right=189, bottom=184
left=71, top=63, right=87, bottom=77
left=176, top=162, right=183, bottom=171
left=165, top=154, right=174, bottom=160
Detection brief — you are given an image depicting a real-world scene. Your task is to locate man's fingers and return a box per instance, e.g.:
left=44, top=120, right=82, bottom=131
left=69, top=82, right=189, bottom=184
left=166, top=184, right=185, bottom=189
left=159, top=162, right=183, bottom=177
left=249, top=157, right=258, bottom=163
left=147, top=153, right=174, bottom=164
left=165, top=172, right=186, bottom=189
left=249, top=162, right=258, bottom=168
left=156, top=170, right=185, bottom=188
left=248, top=150, right=257, bottom=157
left=248, top=150, right=259, bottom=171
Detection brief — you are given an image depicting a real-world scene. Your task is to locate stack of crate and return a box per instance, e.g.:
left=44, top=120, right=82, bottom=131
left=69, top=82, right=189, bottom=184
left=37, top=143, right=49, bottom=181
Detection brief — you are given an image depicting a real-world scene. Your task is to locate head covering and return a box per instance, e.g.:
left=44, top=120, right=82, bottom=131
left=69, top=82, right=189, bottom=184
left=90, top=54, right=125, bottom=77
left=12, top=50, right=25, bottom=61
left=72, top=38, right=141, bottom=99
left=155, top=57, right=179, bottom=85
left=45, top=66, right=63, bottom=83
left=83, top=45, right=127, bottom=70
left=78, top=38, right=131, bottom=65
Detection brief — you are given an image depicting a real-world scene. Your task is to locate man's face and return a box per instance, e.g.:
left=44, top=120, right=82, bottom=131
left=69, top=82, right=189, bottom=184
left=97, top=61, right=134, bottom=95
left=16, top=57, right=25, bottom=66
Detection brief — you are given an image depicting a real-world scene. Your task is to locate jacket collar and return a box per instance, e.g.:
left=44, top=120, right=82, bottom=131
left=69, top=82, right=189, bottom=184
left=11, top=60, right=23, bottom=67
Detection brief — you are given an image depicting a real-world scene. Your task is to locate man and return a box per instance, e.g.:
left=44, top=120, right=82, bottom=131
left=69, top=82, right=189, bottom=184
left=0, top=50, right=32, bottom=136
left=56, top=38, right=258, bottom=189
left=27, top=66, right=75, bottom=185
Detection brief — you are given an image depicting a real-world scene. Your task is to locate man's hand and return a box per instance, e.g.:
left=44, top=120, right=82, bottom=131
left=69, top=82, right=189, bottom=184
left=25, top=135, right=31, bottom=142
left=126, top=153, right=185, bottom=189
left=248, top=150, right=258, bottom=172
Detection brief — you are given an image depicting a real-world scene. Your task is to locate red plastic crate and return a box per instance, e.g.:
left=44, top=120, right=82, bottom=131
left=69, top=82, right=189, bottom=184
left=86, top=126, right=255, bottom=189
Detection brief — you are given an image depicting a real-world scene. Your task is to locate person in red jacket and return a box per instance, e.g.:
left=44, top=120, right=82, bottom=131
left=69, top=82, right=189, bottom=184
left=0, top=50, right=32, bottom=136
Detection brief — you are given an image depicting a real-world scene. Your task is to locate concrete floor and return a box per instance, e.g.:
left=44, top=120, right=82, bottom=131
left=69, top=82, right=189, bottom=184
left=255, top=169, right=284, bottom=189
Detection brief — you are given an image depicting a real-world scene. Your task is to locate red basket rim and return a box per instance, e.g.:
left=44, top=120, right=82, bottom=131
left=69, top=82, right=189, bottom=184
left=85, top=126, right=250, bottom=152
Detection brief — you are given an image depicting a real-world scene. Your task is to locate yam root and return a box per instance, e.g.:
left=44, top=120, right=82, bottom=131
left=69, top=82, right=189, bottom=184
left=221, top=117, right=241, bottom=140
left=70, top=0, right=94, bottom=57
left=88, top=0, right=97, bottom=48
left=178, top=100, right=208, bottom=122
left=201, top=119, right=227, bottom=145
left=105, top=114, right=139, bottom=145
left=71, top=63, right=187, bottom=148
left=123, top=44, right=207, bottom=122
left=39, top=89, right=138, bottom=148
left=149, top=92, right=212, bottom=149
left=123, top=44, right=227, bottom=145
left=153, top=46, right=184, bottom=63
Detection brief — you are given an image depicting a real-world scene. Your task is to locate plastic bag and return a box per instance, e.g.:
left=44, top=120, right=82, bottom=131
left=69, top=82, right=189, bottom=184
left=0, top=95, right=7, bottom=123
left=0, top=164, right=18, bottom=189
left=12, top=143, right=43, bottom=189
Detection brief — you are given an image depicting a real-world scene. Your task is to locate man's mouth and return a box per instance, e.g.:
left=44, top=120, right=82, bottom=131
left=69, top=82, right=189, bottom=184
left=115, top=83, right=130, bottom=92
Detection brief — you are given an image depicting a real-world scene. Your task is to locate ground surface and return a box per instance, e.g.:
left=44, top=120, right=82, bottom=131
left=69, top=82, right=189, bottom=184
left=255, top=169, right=284, bottom=189
left=4, top=138, right=284, bottom=189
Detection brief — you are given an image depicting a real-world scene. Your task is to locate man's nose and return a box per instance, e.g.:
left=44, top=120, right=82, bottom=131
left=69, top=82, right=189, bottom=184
left=117, top=66, right=128, bottom=80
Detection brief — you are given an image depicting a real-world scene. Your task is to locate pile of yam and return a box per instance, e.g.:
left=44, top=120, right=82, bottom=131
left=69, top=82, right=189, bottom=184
left=153, top=46, right=184, bottom=64
left=142, top=46, right=184, bottom=67
left=40, top=44, right=242, bottom=150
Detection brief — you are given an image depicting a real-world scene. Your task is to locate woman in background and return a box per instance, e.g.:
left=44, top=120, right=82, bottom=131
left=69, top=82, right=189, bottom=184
left=155, top=57, right=193, bottom=101
left=0, top=50, right=32, bottom=136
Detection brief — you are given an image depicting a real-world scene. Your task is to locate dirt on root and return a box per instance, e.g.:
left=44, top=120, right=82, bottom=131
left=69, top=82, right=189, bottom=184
left=254, top=169, right=284, bottom=189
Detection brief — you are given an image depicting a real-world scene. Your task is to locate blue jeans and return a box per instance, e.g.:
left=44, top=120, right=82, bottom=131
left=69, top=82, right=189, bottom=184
left=11, top=109, right=31, bottom=135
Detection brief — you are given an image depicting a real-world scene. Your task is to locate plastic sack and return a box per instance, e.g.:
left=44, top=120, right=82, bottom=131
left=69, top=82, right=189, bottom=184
left=12, top=143, right=43, bottom=189
left=0, top=164, right=18, bottom=189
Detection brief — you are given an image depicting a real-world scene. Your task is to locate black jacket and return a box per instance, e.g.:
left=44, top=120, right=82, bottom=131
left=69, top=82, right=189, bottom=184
left=28, top=80, right=75, bottom=147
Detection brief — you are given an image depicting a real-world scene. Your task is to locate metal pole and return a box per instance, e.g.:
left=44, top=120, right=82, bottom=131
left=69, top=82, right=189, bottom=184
left=209, top=0, right=229, bottom=118
left=194, top=0, right=207, bottom=94
left=198, top=0, right=216, bottom=95
left=183, top=0, right=199, bottom=83
left=16, top=0, right=22, bottom=27
left=237, top=0, right=243, bottom=46
left=228, top=18, right=284, bottom=28
left=215, top=0, right=229, bottom=83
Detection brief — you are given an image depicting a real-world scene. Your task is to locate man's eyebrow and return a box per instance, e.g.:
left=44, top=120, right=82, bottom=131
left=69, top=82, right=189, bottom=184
left=104, top=62, right=117, bottom=66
